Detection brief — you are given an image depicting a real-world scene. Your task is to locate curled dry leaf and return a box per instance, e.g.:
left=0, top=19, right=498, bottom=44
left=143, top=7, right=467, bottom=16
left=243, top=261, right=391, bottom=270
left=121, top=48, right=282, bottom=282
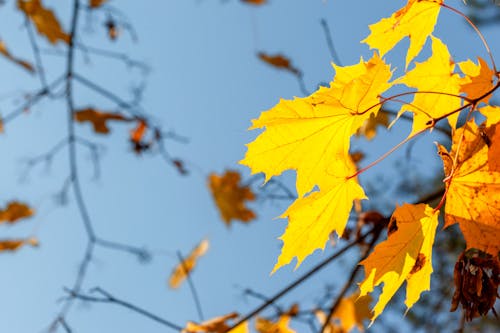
left=74, top=108, right=131, bottom=134
left=17, top=0, right=70, bottom=44
left=0, top=40, right=35, bottom=73
left=168, top=239, right=209, bottom=289
left=0, top=237, right=38, bottom=252
left=257, top=52, right=300, bottom=75
left=208, top=170, right=256, bottom=226
left=0, top=201, right=34, bottom=224
left=255, top=315, right=296, bottom=333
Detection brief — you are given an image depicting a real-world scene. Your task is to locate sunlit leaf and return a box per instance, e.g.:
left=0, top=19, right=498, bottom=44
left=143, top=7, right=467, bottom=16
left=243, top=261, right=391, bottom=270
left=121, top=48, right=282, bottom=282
left=255, top=315, right=296, bottom=333
left=169, top=239, right=209, bottom=289
left=458, top=57, right=496, bottom=105
left=359, top=203, right=439, bottom=322
left=183, top=312, right=240, bottom=333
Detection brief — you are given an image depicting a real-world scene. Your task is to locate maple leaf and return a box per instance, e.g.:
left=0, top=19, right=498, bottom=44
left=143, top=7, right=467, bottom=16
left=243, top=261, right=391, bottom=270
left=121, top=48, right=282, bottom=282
left=0, top=201, right=34, bottom=224
left=330, top=292, right=372, bottom=332
left=272, top=159, right=366, bottom=273
left=169, top=239, right=209, bottom=289
left=183, top=312, right=246, bottom=333
left=255, top=315, right=296, bottom=333
left=257, top=52, right=300, bottom=75
left=0, top=40, right=35, bottom=73
left=241, top=53, right=392, bottom=198
left=363, top=0, right=442, bottom=68
left=478, top=105, right=500, bottom=127
left=17, top=0, right=70, bottom=44
left=359, top=203, right=439, bottom=322
left=89, top=0, right=108, bottom=8
left=0, top=237, right=38, bottom=252
left=208, top=170, right=256, bottom=225
left=437, top=120, right=500, bottom=256
left=458, top=57, right=496, bottom=105
left=397, top=36, right=461, bottom=133
left=74, top=108, right=131, bottom=134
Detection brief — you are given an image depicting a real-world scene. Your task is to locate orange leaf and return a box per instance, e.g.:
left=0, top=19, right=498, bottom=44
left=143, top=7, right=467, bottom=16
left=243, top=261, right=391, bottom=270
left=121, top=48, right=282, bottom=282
left=329, top=292, right=371, bottom=332
left=0, top=40, right=35, bottom=73
left=89, top=0, right=108, bottom=8
left=437, top=120, right=500, bottom=256
left=458, top=57, right=496, bottom=105
left=17, top=0, right=70, bottom=44
left=255, top=315, right=296, bottom=333
left=208, top=170, right=256, bottom=226
left=241, top=0, right=266, bottom=5
left=257, top=52, right=299, bottom=75
left=168, top=239, right=209, bottom=289
left=183, top=312, right=241, bottom=333
left=0, top=201, right=34, bottom=224
left=130, top=119, right=148, bottom=143
left=0, top=237, right=38, bottom=252
left=74, top=108, right=130, bottom=134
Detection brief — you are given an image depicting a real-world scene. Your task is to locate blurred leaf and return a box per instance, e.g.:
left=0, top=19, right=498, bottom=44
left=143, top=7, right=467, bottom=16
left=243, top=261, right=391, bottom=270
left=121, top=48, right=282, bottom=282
left=0, top=39, right=35, bottom=73
left=0, top=201, right=34, bottom=224
left=74, top=108, right=131, bottom=134
left=183, top=312, right=240, bottom=333
left=89, top=0, right=108, bottom=8
left=0, top=237, right=38, bottom=252
left=169, top=239, right=209, bottom=289
left=255, top=315, right=296, bottom=333
left=257, top=52, right=299, bottom=75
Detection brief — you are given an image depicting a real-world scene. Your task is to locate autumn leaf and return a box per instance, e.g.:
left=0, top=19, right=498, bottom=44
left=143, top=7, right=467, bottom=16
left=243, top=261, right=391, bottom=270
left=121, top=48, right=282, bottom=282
left=89, top=0, right=108, bottom=8
left=241, top=0, right=266, bottom=5
left=241, top=53, right=392, bottom=198
left=0, top=201, right=34, bottom=224
left=478, top=105, right=500, bottom=127
left=208, top=170, right=256, bottom=225
left=355, top=110, right=389, bottom=141
left=315, top=310, right=343, bottom=333
left=437, top=120, right=500, bottom=256
left=458, top=57, right=496, bottom=105
left=168, top=239, right=209, bottom=289
left=0, top=237, right=38, bottom=252
left=359, top=203, right=439, bottom=322
left=18, top=0, right=70, bottom=44
left=130, top=119, right=147, bottom=143
left=255, top=315, right=296, bottom=333
left=0, top=40, right=35, bottom=73
left=257, top=52, right=300, bottom=75
left=272, top=160, right=366, bottom=273
left=330, top=292, right=371, bottom=332
left=183, top=312, right=242, bottom=333
left=74, top=108, right=131, bottom=134
left=397, top=36, right=461, bottom=133
left=363, top=0, right=442, bottom=68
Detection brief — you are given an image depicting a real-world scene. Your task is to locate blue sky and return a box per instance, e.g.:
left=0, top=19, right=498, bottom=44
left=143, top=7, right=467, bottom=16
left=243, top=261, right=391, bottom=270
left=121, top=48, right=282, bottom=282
left=0, top=0, right=497, bottom=332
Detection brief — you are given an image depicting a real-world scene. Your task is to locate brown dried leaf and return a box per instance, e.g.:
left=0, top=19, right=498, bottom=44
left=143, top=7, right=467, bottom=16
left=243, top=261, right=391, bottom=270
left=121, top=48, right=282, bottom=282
left=74, top=108, right=130, bottom=134
left=0, top=201, right=34, bottom=224
left=17, top=0, right=70, bottom=44
left=169, top=239, right=209, bottom=289
left=89, top=0, right=108, bottom=8
left=0, top=40, right=35, bottom=73
left=183, top=312, right=238, bottom=333
left=241, top=0, right=266, bottom=5
left=208, top=170, right=256, bottom=226
left=257, top=52, right=300, bottom=75
left=0, top=237, right=38, bottom=252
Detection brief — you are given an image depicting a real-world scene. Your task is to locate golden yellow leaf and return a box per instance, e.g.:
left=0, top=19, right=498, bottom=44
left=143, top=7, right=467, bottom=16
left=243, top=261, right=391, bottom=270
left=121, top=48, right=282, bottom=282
left=363, top=0, right=442, bottom=68
left=0, top=201, right=34, bottom=224
left=359, top=203, right=438, bottom=322
left=458, top=57, right=496, bottom=105
left=330, top=292, right=371, bottom=332
left=168, top=239, right=209, bottom=289
left=257, top=52, right=299, bottom=75
left=397, top=36, right=461, bottom=133
left=437, top=120, right=500, bottom=256
left=272, top=160, right=366, bottom=273
left=478, top=105, right=500, bottom=127
left=183, top=312, right=239, bottom=333
left=74, top=108, right=130, bottom=134
left=89, top=0, right=108, bottom=8
left=17, top=0, right=70, bottom=44
left=0, top=237, right=38, bottom=252
left=255, top=315, right=296, bottom=333
left=0, top=40, right=35, bottom=73
left=241, top=53, right=392, bottom=197
left=208, top=170, right=256, bottom=225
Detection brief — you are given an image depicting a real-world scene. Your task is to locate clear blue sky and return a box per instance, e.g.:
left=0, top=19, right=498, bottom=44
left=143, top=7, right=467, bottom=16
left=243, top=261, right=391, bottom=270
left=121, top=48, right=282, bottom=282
left=0, top=0, right=497, bottom=332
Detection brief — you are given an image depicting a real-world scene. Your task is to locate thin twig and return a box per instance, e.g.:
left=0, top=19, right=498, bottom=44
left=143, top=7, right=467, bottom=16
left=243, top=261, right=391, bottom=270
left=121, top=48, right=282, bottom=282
left=177, top=251, right=204, bottom=321
left=320, top=19, right=342, bottom=65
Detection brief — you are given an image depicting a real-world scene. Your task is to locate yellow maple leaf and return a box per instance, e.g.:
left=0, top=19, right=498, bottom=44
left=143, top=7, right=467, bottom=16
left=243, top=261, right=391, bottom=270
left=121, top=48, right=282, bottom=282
left=397, top=36, right=461, bottom=134
left=168, top=239, right=209, bottom=289
left=437, top=120, right=500, bottom=256
left=183, top=312, right=243, bottom=333
left=241, top=53, right=392, bottom=198
left=359, top=203, right=438, bottom=322
left=208, top=170, right=256, bottom=225
left=458, top=57, right=496, bottom=105
left=0, top=201, right=34, bottom=224
left=0, top=40, right=35, bottom=73
left=332, top=292, right=371, bottom=332
left=363, top=0, right=442, bottom=68
left=17, top=0, right=70, bottom=44
left=255, top=315, right=296, bottom=333
left=74, top=108, right=131, bottom=134
left=478, top=105, right=500, bottom=127
left=273, top=160, right=366, bottom=273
